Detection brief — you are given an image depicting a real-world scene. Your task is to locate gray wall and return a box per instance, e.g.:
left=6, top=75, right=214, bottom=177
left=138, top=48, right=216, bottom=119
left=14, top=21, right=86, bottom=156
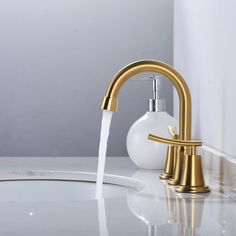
left=0, top=0, right=173, bottom=156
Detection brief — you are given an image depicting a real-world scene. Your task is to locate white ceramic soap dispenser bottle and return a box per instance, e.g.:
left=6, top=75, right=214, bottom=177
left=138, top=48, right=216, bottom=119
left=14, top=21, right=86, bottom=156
left=126, top=75, right=178, bottom=170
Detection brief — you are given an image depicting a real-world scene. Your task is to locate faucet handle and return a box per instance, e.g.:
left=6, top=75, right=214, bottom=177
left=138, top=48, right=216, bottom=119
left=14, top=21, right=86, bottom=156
left=149, top=133, right=210, bottom=193
left=159, top=126, right=179, bottom=180
left=148, top=134, right=202, bottom=156
left=148, top=134, right=202, bottom=147
left=168, top=125, right=179, bottom=140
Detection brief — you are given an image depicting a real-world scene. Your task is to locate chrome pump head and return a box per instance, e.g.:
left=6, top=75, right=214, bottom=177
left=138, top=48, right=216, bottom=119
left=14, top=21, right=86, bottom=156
left=148, top=75, right=166, bottom=112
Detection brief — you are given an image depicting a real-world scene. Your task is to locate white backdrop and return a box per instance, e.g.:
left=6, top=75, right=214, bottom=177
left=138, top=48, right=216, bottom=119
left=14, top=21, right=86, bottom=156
left=174, top=0, right=236, bottom=157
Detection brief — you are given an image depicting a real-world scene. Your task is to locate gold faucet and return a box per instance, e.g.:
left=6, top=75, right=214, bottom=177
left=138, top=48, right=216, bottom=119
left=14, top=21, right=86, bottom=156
left=159, top=125, right=179, bottom=180
left=101, top=60, right=210, bottom=193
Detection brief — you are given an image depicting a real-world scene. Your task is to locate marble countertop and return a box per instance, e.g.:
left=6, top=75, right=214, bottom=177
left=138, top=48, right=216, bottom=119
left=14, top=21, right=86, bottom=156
left=0, top=154, right=234, bottom=236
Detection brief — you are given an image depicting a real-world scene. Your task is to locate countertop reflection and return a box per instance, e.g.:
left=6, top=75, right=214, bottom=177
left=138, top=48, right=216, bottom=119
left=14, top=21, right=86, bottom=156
left=0, top=152, right=234, bottom=235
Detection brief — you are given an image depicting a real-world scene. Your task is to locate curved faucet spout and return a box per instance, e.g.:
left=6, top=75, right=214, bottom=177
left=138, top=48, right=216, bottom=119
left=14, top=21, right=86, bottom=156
left=101, top=60, right=192, bottom=140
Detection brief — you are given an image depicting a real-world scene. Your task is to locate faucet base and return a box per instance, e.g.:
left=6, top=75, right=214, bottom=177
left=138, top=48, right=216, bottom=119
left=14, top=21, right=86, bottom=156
left=160, top=172, right=172, bottom=180
left=175, top=154, right=211, bottom=193
left=159, top=146, right=176, bottom=180
left=168, top=178, right=180, bottom=186
left=175, top=185, right=210, bottom=194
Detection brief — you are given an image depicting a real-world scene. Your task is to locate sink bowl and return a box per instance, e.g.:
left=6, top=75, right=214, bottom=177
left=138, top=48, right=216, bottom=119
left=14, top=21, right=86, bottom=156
left=0, top=170, right=145, bottom=235
left=0, top=170, right=145, bottom=201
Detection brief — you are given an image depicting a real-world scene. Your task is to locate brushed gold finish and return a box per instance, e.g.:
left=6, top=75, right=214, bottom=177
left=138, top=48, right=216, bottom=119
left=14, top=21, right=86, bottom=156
left=173, top=146, right=177, bottom=173
left=148, top=134, right=202, bottom=147
left=101, top=60, right=210, bottom=193
left=160, top=126, right=179, bottom=180
left=101, top=96, right=118, bottom=112
left=148, top=134, right=210, bottom=192
left=160, top=146, right=175, bottom=180
left=169, top=126, right=179, bottom=182
left=168, top=125, right=177, bottom=137
left=168, top=146, right=184, bottom=186
left=101, top=60, right=191, bottom=140
left=176, top=154, right=210, bottom=193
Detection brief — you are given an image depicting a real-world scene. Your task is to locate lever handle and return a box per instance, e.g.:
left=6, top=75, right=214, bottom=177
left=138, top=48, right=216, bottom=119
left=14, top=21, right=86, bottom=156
left=148, top=134, right=202, bottom=147
left=168, top=125, right=179, bottom=139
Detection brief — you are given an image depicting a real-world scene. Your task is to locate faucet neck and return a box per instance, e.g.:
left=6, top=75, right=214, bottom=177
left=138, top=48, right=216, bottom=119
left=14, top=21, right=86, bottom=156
left=101, top=60, right=192, bottom=140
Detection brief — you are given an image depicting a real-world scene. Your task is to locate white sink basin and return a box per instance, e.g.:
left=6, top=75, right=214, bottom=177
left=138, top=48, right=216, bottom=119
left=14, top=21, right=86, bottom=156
left=0, top=170, right=146, bottom=235
left=0, top=170, right=145, bottom=201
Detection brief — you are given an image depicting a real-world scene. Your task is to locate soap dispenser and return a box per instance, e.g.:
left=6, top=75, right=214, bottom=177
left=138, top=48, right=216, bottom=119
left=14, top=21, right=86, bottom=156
left=126, top=75, right=178, bottom=170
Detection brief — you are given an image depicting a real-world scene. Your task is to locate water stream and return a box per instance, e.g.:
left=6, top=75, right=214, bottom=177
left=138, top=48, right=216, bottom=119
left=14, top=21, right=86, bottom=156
left=95, top=110, right=113, bottom=199
left=98, top=198, right=109, bottom=236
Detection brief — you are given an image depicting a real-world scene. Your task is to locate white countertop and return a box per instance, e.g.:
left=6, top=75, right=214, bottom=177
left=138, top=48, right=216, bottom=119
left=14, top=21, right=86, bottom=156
left=0, top=155, right=234, bottom=236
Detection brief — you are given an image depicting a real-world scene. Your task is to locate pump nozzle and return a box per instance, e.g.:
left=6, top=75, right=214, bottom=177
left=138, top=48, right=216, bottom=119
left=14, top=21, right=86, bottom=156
left=148, top=75, right=166, bottom=112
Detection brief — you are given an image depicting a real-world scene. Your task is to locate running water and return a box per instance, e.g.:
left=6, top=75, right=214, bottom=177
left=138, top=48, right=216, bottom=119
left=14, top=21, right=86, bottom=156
left=97, top=198, right=109, bottom=236
left=96, top=110, right=113, bottom=199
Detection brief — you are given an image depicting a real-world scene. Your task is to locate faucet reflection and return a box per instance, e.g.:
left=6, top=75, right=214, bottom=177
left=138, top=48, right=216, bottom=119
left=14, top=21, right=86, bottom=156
left=126, top=170, right=172, bottom=236
left=127, top=169, right=207, bottom=236
left=176, top=194, right=206, bottom=236
left=164, top=182, right=207, bottom=236
left=163, top=181, right=207, bottom=236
